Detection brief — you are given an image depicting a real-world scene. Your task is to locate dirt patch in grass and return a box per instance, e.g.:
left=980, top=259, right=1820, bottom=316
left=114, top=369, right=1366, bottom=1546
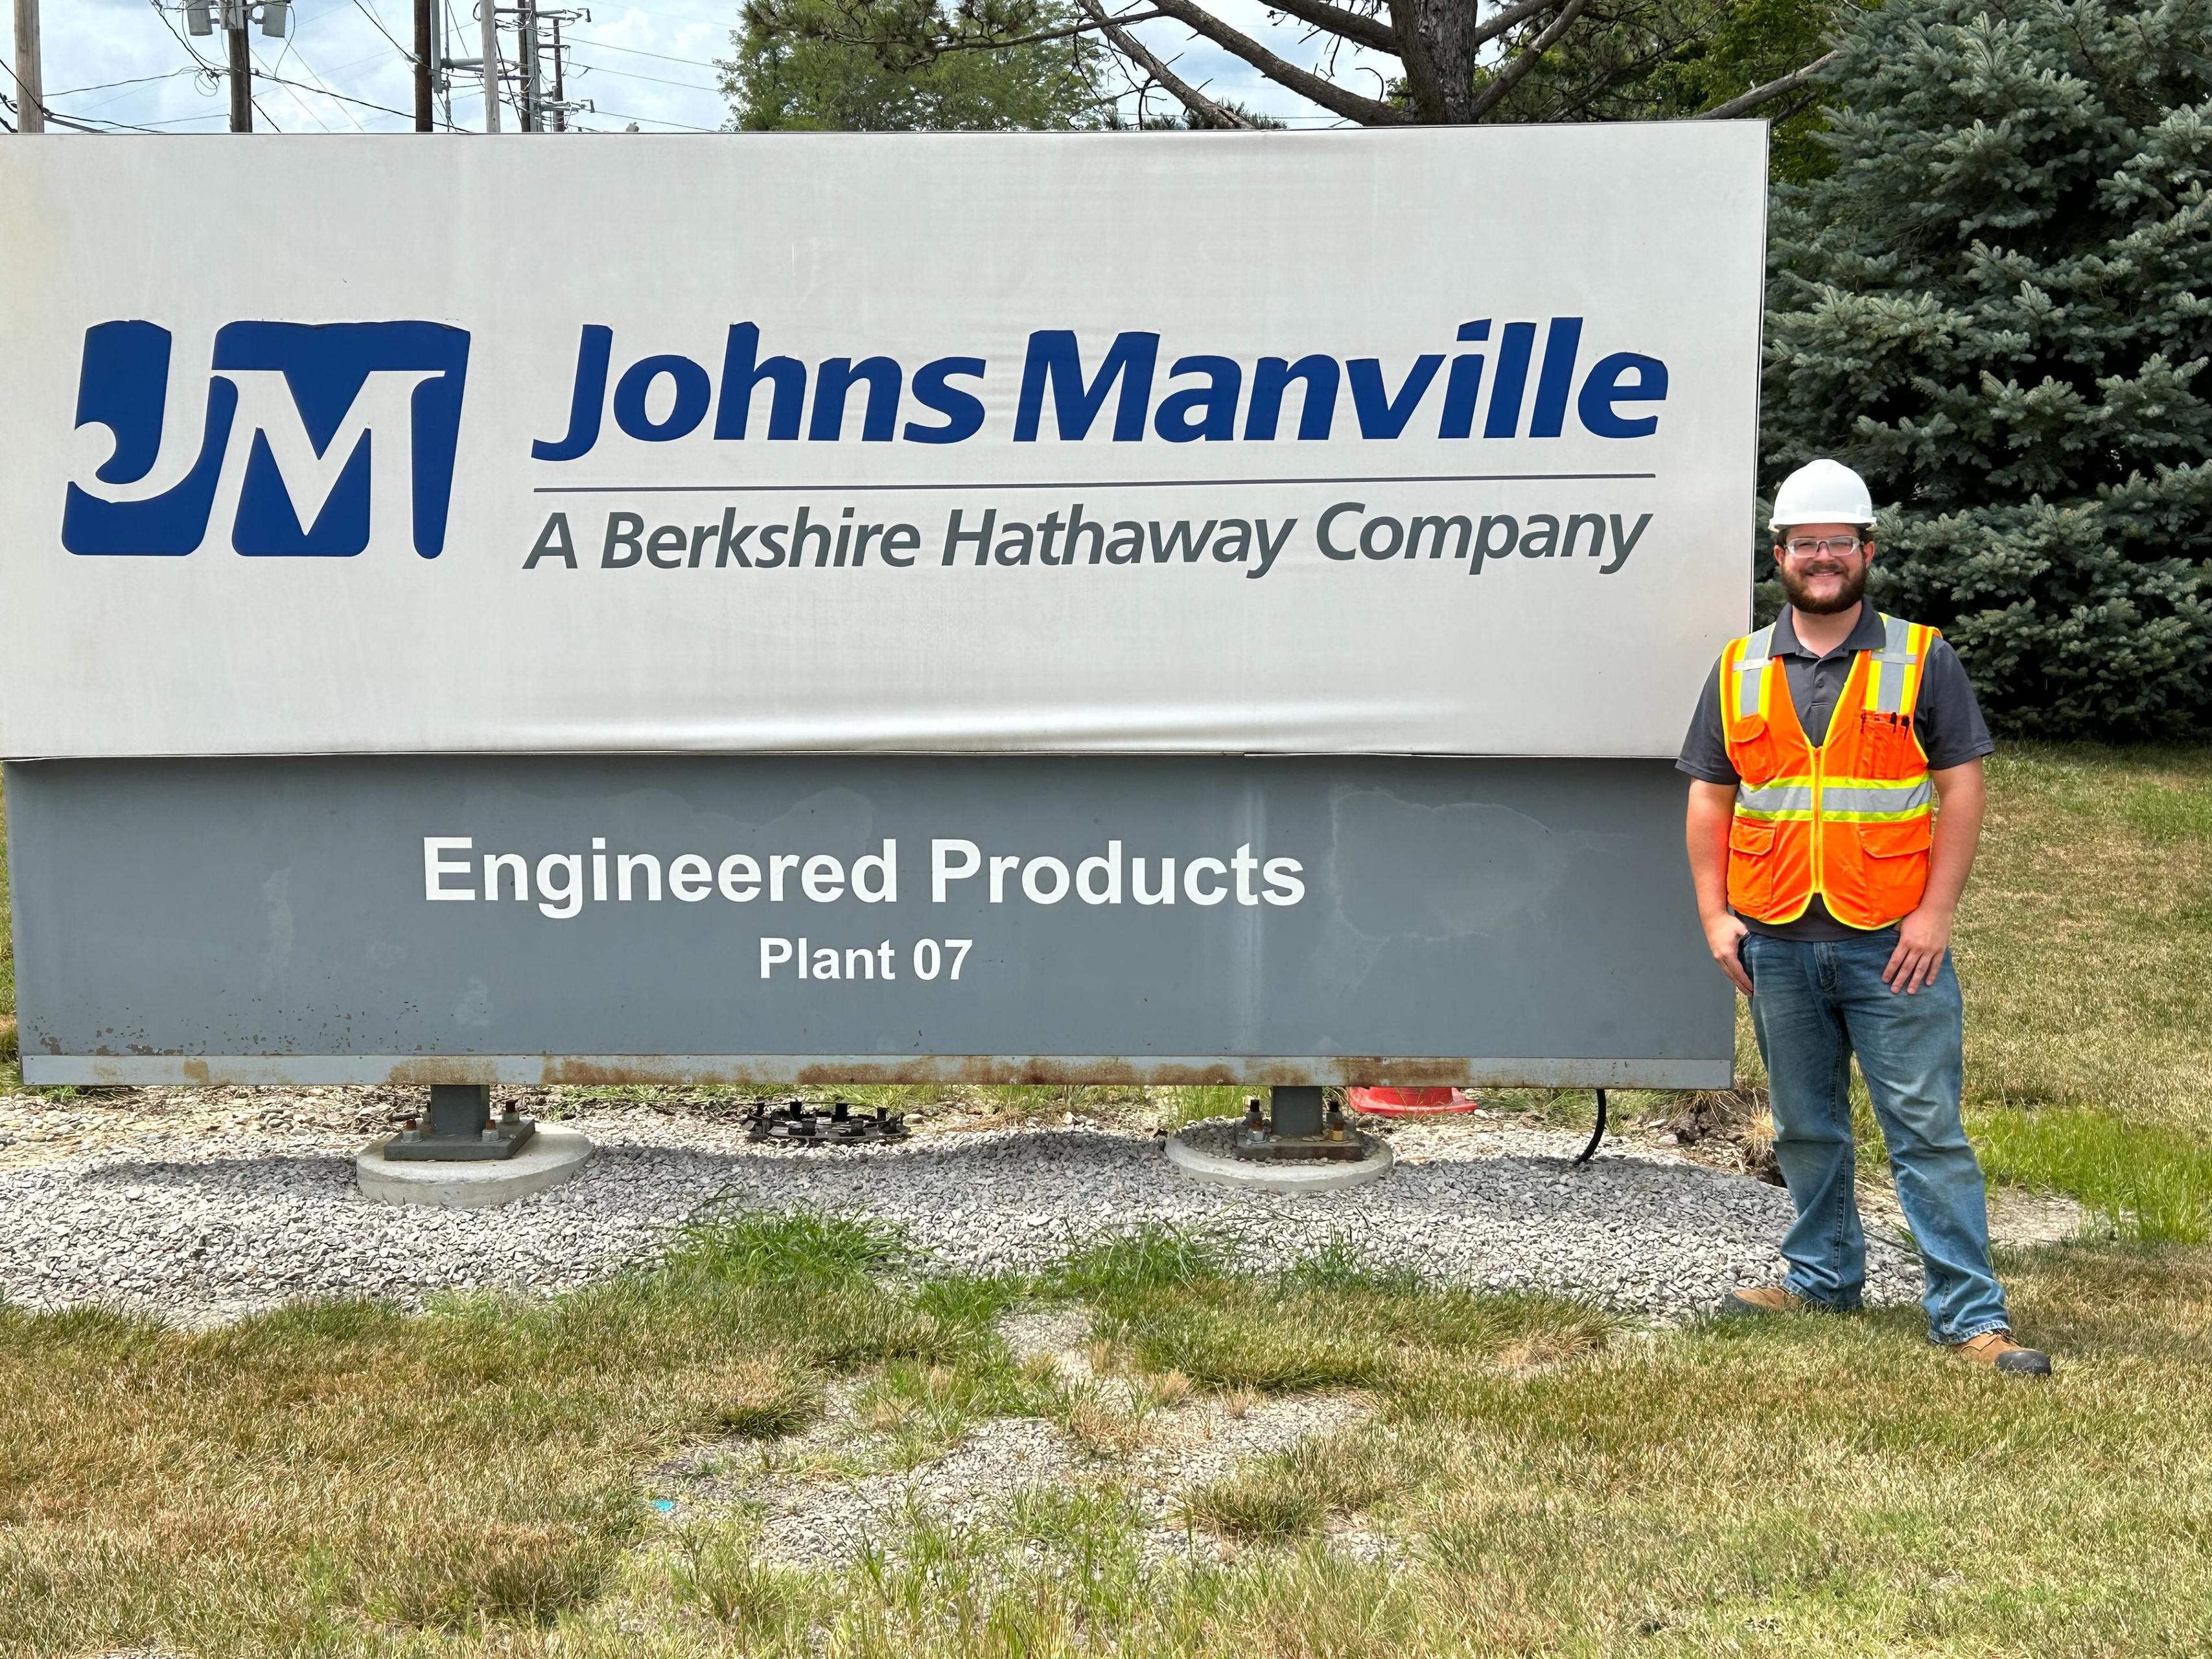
left=657, top=1301, right=1380, bottom=1571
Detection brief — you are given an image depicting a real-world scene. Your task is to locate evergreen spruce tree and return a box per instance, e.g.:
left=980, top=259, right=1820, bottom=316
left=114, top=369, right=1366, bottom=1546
left=1764, top=0, right=2212, bottom=736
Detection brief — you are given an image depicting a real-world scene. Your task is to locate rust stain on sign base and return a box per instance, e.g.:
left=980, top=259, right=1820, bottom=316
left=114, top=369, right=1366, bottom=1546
left=21, top=1049, right=1732, bottom=1091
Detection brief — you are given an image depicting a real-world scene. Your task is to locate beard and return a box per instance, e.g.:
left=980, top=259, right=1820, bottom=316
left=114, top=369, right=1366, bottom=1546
left=1778, top=556, right=1869, bottom=615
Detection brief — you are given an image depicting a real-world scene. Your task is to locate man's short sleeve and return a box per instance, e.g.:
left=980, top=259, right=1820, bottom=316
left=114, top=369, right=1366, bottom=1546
left=1676, top=661, right=1738, bottom=785
left=1915, top=638, right=1996, bottom=771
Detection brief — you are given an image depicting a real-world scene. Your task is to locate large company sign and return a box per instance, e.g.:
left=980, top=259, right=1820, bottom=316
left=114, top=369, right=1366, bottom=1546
left=0, top=128, right=1764, bottom=761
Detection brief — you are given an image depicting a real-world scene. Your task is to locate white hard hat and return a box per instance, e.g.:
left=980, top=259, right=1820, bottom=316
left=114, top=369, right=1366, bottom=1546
left=1771, top=458, right=1876, bottom=529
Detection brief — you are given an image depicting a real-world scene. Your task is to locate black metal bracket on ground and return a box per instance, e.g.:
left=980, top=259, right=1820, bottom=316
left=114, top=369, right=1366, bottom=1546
left=747, top=1099, right=911, bottom=1145
left=1574, top=1087, right=1609, bottom=1166
left=380, top=1084, right=537, bottom=1161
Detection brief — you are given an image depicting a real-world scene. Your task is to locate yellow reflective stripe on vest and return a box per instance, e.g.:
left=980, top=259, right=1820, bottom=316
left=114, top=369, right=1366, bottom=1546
left=1734, top=780, right=1815, bottom=816
left=1730, top=623, right=1777, bottom=724
left=1863, top=614, right=1933, bottom=715
left=1819, top=780, right=1934, bottom=815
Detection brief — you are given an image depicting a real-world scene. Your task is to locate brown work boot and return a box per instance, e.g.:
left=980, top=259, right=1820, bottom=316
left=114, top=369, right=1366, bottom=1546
left=1951, top=1330, right=2052, bottom=1376
left=1723, top=1284, right=1806, bottom=1316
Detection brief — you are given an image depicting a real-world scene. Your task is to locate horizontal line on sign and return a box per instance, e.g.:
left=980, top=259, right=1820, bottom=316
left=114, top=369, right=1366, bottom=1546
left=532, top=471, right=1659, bottom=495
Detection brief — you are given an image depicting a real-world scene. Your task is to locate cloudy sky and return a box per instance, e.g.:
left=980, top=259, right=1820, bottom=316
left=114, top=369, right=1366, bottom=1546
left=6, top=0, right=1393, bottom=133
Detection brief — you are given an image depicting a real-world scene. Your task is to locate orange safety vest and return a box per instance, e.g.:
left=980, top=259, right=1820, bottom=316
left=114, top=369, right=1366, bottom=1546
left=1719, top=613, right=1940, bottom=931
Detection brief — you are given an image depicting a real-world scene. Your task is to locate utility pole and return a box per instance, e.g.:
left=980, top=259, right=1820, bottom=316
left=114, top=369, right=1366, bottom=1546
left=413, top=0, right=433, bottom=130
left=184, top=0, right=283, bottom=124
left=549, top=13, right=565, bottom=132
left=536, top=9, right=588, bottom=131
left=227, top=1, right=252, bottom=132
left=517, top=0, right=537, bottom=131
left=9, top=0, right=41, bottom=132
left=438, top=0, right=453, bottom=128
left=480, top=0, right=500, bottom=130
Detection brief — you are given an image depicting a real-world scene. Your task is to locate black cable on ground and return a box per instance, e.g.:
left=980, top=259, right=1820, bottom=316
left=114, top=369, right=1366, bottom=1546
left=1574, top=1087, right=1608, bottom=1165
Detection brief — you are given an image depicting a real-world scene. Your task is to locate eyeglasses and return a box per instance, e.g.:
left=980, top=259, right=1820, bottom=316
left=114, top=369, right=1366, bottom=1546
left=1779, top=535, right=1865, bottom=560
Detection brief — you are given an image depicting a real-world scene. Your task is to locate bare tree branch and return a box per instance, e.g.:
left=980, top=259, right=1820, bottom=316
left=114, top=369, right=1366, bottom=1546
left=1259, top=0, right=1396, bottom=56
left=924, top=6, right=1167, bottom=54
left=1468, top=0, right=1570, bottom=51
left=1078, top=0, right=1256, bottom=126
left=1465, top=0, right=1587, bottom=120
left=1696, top=48, right=1841, bottom=119
left=1139, top=0, right=1412, bottom=122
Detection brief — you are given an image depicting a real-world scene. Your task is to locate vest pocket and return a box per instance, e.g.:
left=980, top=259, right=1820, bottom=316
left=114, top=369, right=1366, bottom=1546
left=1861, top=817, right=1933, bottom=859
left=1826, top=814, right=1931, bottom=926
left=1727, top=816, right=1778, bottom=915
left=1856, top=710, right=1926, bottom=776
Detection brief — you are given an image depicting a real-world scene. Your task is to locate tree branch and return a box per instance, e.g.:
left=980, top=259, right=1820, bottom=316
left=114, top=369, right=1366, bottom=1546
left=1696, top=49, right=1841, bottom=120
left=1138, top=0, right=1412, bottom=122
left=1537, top=27, right=1695, bottom=122
left=1078, top=0, right=1255, bottom=126
left=1261, top=0, right=1397, bottom=55
left=1467, top=0, right=1568, bottom=51
left=1464, top=0, right=1586, bottom=121
left=926, top=6, right=1167, bottom=54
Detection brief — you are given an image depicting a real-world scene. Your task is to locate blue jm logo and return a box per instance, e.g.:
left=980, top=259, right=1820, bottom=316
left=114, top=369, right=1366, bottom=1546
left=62, top=320, right=471, bottom=558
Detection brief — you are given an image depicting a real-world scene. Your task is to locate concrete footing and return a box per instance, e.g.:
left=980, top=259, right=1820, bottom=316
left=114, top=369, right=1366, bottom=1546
left=1165, top=1120, right=1393, bottom=1194
left=356, top=1124, right=594, bottom=1208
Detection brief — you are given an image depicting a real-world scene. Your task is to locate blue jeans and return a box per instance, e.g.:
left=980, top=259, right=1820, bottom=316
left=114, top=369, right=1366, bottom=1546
left=1741, top=931, right=2010, bottom=1343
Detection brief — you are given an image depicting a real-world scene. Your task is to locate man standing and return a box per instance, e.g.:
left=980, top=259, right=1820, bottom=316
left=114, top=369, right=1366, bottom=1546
left=1678, top=458, right=2050, bottom=1376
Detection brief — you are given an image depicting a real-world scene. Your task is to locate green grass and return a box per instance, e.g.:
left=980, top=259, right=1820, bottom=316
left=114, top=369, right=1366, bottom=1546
left=5, top=1220, right=2212, bottom=1654
left=1975, top=1109, right=2212, bottom=1245
left=1503, top=746, right=2212, bottom=1240
left=1051, top=1225, right=1611, bottom=1395
left=1178, top=1432, right=1404, bottom=1542
left=0, top=1212, right=973, bottom=1653
left=1890, top=745, right=2211, bottom=1239
left=1950, top=745, right=2212, bottom=1140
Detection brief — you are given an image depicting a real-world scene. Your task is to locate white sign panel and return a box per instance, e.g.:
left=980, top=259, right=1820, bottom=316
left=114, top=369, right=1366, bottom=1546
left=0, top=127, right=1764, bottom=760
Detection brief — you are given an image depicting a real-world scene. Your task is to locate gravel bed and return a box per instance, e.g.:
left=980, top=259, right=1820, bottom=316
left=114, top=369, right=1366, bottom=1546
left=0, top=1098, right=1922, bottom=1323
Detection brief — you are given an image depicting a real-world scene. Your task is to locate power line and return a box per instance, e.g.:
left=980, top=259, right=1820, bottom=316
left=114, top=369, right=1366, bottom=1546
left=561, top=32, right=720, bottom=68
left=565, top=53, right=717, bottom=92
left=47, top=67, right=200, bottom=99
left=146, top=0, right=228, bottom=81
left=253, top=65, right=460, bottom=124
left=272, top=31, right=371, bottom=129
left=581, top=101, right=717, bottom=129
left=0, top=47, right=38, bottom=105
left=255, top=37, right=340, bottom=128
left=0, top=51, right=166, bottom=129
left=0, top=67, right=190, bottom=132
left=562, top=0, right=734, bottom=27
left=349, top=0, right=412, bottom=59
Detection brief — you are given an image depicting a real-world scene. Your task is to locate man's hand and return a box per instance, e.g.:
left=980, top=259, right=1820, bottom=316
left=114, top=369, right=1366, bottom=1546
left=1884, top=761, right=1984, bottom=995
left=1883, top=905, right=1952, bottom=993
left=1685, top=780, right=1753, bottom=995
left=1704, top=911, right=1752, bottom=995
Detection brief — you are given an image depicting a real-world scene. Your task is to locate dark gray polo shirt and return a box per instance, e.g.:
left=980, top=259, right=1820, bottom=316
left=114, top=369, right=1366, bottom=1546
left=1677, top=604, right=1994, bottom=940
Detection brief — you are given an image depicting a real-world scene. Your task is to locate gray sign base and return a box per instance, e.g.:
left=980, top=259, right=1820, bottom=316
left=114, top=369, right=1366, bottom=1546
left=4, top=754, right=1732, bottom=1089
left=1165, top=1121, right=1394, bottom=1194
left=357, top=1125, right=594, bottom=1208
